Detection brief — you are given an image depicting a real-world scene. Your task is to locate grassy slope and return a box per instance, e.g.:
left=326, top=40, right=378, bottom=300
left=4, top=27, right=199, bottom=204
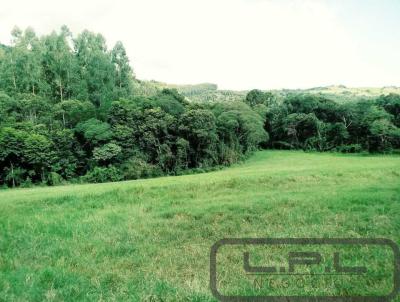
left=161, top=82, right=400, bottom=103
left=278, top=85, right=400, bottom=102
left=0, top=151, right=399, bottom=301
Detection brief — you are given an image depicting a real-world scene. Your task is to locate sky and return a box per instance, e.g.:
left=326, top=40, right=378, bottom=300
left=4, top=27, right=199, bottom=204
left=1, top=0, right=399, bottom=90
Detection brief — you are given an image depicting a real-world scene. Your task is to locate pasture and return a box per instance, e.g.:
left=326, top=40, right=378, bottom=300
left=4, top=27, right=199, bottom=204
left=0, top=151, right=399, bottom=301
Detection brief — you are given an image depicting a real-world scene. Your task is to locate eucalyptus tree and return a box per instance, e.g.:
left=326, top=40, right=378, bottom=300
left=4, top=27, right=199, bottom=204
left=111, top=41, right=134, bottom=99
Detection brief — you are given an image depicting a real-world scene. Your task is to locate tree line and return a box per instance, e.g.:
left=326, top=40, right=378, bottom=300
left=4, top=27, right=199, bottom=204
left=0, top=27, right=399, bottom=188
left=0, top=27, right=268, bottom=187
left=245, top=89, right=400, bottom=153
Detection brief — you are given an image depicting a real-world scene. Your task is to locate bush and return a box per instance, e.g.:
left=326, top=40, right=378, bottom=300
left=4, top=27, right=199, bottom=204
left=121, top=157, right=162, bottom=180
left=337, top=144, right=362, bottom=153
left=20, top=177, right=33, bottom=188
left=47, top=172, right=63, bottom=186
left=82, top=166, right=122, bottom=183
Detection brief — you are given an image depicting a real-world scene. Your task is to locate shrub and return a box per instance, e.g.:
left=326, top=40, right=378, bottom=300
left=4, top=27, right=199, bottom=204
left=337, top=144, right=362, bottom=153
left=20, top=177, right=33, bottom=188
left=47, top=172, right=63, bottom=186
left=82, top=166, right=122, bottom=183
left=92, top=143, right=122, bottom=164
left=121, top=157, right=162, bottom=180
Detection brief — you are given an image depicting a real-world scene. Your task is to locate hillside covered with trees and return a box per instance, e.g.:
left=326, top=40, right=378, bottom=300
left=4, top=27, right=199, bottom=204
left=0, top=26, right=399, bottom=188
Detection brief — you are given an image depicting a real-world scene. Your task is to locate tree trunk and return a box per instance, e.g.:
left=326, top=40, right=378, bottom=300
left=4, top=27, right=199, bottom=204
left=41, top=167, right=45, bottom=183
left=10, top=161, right=15, bottom=188
left=62, top=111, right=66, bottom=127
left=11, top=57, right=17, bottom=90
left=12, top=74, right=17, bottom=90
left=59, top=79, right=63, bottom=101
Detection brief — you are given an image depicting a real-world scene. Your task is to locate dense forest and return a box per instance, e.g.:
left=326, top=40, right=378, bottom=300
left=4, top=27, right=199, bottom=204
left=0, top=27, right=399, bottom=188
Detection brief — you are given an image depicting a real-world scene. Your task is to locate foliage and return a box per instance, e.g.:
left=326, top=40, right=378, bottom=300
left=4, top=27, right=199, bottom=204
left=121, top=155, right=162, bottom=180
left=263, top=93, right=400, bottom=152
left=0, top=26, right=399, bottom=188
left=92, top=143, right=122, bottom=165
left=82, top=165, right=122, bottom=183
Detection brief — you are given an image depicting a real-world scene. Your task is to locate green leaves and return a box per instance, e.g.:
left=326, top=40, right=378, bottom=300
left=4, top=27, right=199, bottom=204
left=75, top=118, right=112, bottom=145
left=23, top=133, right=53, bottom=165
left=55, top=100, right=95, bottom=128
left=1, top=25, right=399, bottom=188
left=245, top=89, right=274, bottom=107
left=93, top=143, right=122, bottom=164
left=111, top=41, right=134, bottom=99
left=0, top=26, right=136, bottom=109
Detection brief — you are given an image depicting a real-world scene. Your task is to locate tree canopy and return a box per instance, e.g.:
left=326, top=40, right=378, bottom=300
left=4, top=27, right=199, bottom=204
left=0, top=27, right=399, bottom=188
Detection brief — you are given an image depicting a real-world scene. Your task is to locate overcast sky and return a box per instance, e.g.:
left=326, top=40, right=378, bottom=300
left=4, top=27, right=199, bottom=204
left=1, top=0, right=399, bottom=90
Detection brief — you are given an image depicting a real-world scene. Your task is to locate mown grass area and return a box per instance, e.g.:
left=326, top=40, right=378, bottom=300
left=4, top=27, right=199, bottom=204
left=0, top=151, right=399, bottom=301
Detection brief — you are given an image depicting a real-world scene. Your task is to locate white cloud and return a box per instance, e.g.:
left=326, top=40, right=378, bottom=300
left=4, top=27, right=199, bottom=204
left=0, top=0, right=398, bottom=89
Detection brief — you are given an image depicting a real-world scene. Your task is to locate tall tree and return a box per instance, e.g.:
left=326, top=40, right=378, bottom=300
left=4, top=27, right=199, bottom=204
left=42, top=26, right=78, bottom=101
left=0, top=27, right=46, bottom=96
left=74, top=30, right=115, bottom=111
left=111, top=41, right=134, bottom=99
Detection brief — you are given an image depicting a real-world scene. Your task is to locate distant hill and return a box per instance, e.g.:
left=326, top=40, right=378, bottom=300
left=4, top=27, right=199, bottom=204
left=134, top=80, right=246, bottom=102
left=136, top=81, right=400, bottom=103
left=276, top=85, right=400, bottom=103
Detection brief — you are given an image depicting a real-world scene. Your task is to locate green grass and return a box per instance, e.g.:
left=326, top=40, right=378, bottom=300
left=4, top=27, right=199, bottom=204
left=0, top=151, right=399, bottom=301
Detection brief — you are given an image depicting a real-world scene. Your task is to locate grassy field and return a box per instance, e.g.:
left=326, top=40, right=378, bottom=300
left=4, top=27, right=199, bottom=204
left=0, top=151, right=399, bottom=301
